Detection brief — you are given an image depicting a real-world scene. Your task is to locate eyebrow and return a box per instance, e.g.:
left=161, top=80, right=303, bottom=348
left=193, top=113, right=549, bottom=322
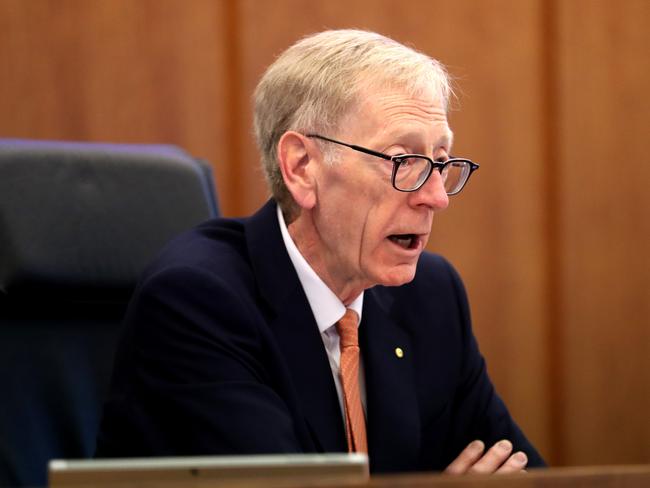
left=378, top=126, right=455, bottom=156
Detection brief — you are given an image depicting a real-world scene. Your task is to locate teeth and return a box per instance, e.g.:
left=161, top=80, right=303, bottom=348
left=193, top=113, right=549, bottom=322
left=389, top=234, right=414, bottom=249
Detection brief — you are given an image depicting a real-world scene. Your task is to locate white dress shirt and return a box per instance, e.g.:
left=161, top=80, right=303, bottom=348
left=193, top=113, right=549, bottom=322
left=277, top=206, right=367, bottom=421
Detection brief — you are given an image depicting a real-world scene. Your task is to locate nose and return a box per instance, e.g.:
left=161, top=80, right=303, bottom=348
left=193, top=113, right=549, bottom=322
left=407, top=170, right=449, bottom=210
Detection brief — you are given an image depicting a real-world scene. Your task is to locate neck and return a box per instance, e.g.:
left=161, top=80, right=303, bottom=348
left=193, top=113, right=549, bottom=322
left=287, top=213, right=367, bottom=305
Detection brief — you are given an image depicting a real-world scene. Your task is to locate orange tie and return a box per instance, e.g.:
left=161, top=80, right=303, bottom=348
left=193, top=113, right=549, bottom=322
left=336, top=309, right=368, bottom=454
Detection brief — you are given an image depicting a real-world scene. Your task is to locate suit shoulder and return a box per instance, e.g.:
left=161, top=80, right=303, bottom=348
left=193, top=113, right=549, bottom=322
left=412, top=252, right=464, bottom=291
left=141, top=216, right=254, bottom=290
left=372, top=252, right=471, bottom=330
left=369, top=252, right=467, bottom=308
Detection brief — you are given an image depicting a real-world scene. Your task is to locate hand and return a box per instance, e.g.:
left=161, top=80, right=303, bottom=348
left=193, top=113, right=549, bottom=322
left=444, top=439, right=528, bottom=475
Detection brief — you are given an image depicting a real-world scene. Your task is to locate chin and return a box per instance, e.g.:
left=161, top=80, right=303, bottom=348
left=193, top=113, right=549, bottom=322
left=376, top=265, right=417, bottom=287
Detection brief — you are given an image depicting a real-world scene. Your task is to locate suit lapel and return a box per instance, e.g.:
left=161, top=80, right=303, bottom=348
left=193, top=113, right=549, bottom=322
left=245, top=200, right=346, bottom=453
left=269, top=289, right=347, bottom=452
left=245, top=200, right=420, bottom=467
left=361, top=288, right=421, bottom=472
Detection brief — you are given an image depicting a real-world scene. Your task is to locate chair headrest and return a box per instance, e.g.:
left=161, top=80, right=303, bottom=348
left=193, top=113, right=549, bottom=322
left=0, top=139, right=218, bottom=302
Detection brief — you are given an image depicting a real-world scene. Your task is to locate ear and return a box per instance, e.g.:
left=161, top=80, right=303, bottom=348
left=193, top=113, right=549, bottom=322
left=277, top=131, right=318, bottom=210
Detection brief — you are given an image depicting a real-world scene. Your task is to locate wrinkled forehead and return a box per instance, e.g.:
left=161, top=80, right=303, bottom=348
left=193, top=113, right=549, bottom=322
left=336, top=73, right=446, bottom=122
left=336, top=82, right=450, bottom=141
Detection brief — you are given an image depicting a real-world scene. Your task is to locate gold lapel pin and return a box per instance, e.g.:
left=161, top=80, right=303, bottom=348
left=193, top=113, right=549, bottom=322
left=395, top=347, right=404, bottom=358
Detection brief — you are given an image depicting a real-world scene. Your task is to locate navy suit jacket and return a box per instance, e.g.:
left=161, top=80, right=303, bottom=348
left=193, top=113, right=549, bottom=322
left=96, top=199, right=544, bottom=472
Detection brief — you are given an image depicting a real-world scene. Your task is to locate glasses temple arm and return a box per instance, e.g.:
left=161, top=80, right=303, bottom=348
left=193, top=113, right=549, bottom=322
left=306, top=134, right=392, bottom=161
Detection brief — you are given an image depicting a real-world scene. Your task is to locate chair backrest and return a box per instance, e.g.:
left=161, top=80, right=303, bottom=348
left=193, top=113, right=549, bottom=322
left=0, top=139, right=219, bottom=487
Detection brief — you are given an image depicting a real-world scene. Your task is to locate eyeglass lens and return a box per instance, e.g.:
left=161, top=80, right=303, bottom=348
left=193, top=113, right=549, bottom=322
left=395, top=158, right=471, bottom=194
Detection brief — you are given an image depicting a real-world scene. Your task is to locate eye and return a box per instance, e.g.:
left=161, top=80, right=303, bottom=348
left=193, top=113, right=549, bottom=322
left=393, top=155, right=410, bottom=164
left=434, top=147, right=451, bottom=162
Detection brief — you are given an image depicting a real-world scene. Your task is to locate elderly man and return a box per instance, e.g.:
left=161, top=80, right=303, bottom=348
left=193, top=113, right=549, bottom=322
left=96, top=30, right=545, bottom=473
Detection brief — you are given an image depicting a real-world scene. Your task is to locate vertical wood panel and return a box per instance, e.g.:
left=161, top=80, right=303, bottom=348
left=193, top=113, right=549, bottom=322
left=0, top=0, right=234, bottom=211
left=556, top=0, right=650, bottom=466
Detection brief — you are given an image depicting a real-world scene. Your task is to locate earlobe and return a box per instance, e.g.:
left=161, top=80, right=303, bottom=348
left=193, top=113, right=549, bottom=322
left=277, top=131, right=317, bottom=210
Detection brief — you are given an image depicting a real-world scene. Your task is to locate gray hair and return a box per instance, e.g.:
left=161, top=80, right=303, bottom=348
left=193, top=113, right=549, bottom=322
left=253, top=29, right=452, bottom=217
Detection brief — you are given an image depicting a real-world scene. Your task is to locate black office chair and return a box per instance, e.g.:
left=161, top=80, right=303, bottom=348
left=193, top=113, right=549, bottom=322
left=0, top=139, right=219, bottom=487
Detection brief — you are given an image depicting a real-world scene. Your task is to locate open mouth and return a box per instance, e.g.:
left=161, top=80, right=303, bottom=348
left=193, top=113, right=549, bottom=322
left=388, top=234, right=420, bottom=250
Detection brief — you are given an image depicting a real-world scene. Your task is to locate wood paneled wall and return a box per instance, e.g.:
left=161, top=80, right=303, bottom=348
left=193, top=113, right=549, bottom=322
left=1, top=0, right=648, bottom=467
left=556, top=1, right=650, bottom=465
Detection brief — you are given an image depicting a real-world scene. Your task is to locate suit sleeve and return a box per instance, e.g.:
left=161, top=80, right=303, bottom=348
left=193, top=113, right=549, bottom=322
left=96, top=265, right=302, bottom=456
left=441, top=260, right=547, bottom=468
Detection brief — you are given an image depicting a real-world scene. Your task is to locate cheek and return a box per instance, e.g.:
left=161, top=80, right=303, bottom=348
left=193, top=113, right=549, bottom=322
left=358, top=210, right=392, bottom=263
left=358, top=206, right=419, bottom=285
left=323, top=168, right=394, bottom=259
left=343, top=190, right=381, bottom=237
left=319, top=192, right=371, bottom=258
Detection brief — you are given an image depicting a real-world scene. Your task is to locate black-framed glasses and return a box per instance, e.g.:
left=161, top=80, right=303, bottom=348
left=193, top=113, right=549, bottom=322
left=306, top=134, right=479, bottom=195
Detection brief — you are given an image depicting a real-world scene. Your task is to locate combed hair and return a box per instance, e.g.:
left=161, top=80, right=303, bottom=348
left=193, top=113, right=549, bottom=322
left=253, top=29, right=452, bottom=216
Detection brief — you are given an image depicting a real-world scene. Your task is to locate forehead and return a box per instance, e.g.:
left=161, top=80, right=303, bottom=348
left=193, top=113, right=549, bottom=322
left=341, top=87, right=453, bottom=148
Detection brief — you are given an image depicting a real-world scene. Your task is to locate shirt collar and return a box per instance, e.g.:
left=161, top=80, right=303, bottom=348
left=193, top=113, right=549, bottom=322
left=277, top=205, right=363, bottom=333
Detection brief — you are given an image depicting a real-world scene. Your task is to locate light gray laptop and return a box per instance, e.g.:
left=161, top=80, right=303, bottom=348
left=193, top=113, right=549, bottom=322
left=49, top=453, right=369, bottom=487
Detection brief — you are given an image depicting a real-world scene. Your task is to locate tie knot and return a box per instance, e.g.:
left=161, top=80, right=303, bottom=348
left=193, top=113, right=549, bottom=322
left=336, top=309, right=359, bottom=348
